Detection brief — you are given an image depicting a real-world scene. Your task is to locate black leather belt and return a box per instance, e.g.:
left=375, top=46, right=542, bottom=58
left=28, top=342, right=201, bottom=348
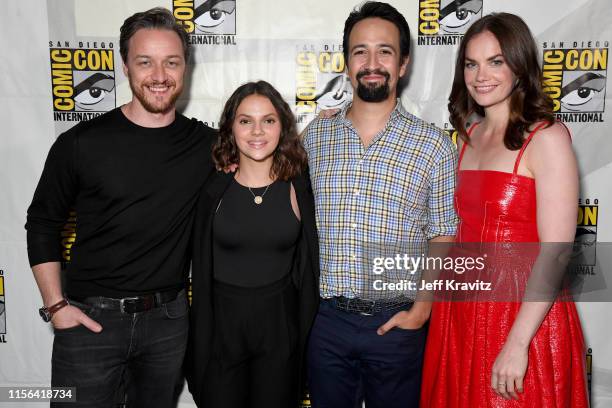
left=69, top=288, right=182, bottom=314
left=327, top=296, right=413, bottom=316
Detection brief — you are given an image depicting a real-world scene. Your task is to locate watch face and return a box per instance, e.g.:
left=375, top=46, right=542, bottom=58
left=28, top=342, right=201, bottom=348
left=39, top=307, right=51, bottom=322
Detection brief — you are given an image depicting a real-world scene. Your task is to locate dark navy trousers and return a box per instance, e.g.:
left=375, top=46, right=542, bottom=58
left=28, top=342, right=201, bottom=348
left=307, top=299, right=427, bottom=408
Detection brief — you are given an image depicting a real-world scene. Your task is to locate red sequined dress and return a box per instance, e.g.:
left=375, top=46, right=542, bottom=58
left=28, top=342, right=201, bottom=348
left=420, top=123, right=589, bottom=407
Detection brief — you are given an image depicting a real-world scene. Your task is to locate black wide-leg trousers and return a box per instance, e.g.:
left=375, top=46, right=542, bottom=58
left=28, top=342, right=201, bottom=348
left=202, top=275, right=299, bottom=408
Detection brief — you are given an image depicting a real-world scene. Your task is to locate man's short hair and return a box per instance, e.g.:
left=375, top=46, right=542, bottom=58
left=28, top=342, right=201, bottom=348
left=342, top=2, right=411, bottom=63
left=120, top=7, right=190, bottom=63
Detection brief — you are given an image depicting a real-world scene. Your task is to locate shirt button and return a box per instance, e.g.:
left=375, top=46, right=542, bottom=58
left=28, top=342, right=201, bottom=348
left=353, top=189, right=360, bottom=195
left=351, top=254, right=357, bottom=261
left=351, top=223, right=357, bottom=229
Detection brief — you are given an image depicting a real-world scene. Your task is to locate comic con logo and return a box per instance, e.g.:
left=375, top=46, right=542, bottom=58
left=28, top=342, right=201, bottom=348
left=417, top=0, right=483, bottom=45
left=295, top=45, right=352, bottom=128
left=0, top=270, right=6, bottom=341
left=571, top=198, right=598, bottom=275
left=173, top=0, right=237, bottom=45
left=49, top=42, right=116, bottom=122
left=542, top=41, right=609, bottom=123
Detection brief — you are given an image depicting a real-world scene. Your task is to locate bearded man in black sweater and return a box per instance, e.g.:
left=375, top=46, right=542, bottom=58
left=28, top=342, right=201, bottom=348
left=25, top=8, right=215, bottom=407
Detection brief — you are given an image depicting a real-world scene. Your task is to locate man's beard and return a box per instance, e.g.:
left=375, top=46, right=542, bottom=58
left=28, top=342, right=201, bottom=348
left=356, top=69, right=391, bottom=102
left=129, top=77, right=182, bottom=114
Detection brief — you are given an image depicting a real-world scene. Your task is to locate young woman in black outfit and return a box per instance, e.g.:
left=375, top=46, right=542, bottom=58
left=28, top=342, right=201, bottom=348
left=186, top=81, right=319, bottom=408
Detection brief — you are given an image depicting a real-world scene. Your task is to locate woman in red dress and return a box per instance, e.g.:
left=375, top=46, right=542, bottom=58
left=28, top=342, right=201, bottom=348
left=420, top=13, right=589, bottom=407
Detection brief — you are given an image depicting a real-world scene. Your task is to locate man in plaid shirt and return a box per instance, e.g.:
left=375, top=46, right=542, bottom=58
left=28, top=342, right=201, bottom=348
left=303, top=2, right=457, bottom=407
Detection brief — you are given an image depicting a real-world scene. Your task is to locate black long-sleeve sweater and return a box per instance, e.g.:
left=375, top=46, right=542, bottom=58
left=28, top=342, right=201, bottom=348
left=25, top=108, right=216, bottom=298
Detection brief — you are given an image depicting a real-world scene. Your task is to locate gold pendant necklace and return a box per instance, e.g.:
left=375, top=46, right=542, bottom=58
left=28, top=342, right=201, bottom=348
left=248, top=184, right=270, bottom=205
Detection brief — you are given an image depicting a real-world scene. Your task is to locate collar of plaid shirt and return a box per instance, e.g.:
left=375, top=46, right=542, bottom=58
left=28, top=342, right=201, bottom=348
left=334, top=98, right=412, bottom=130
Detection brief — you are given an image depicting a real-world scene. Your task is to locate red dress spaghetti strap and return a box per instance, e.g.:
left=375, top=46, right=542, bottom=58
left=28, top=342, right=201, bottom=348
left=420, top=123, right=589, bottom=407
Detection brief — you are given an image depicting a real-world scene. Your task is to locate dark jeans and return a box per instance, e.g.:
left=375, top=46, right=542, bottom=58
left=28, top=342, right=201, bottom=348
left=51, top=291, right=189, bottom=408
left=307, top=299, right=427, bottom=408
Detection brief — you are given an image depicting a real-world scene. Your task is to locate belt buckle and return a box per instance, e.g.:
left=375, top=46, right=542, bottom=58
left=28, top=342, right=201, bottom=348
left=120, top=296, right=149, bottom=314
left=358, top=299, right=376, bottom=316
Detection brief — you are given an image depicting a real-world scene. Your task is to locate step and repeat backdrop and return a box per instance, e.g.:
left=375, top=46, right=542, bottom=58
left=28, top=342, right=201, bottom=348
left=1, top=0, right=611, bottom=406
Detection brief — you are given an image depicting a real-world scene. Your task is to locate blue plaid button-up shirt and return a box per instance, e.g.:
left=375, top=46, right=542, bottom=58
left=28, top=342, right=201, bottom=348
left=303, top=100, right=458, bottom=299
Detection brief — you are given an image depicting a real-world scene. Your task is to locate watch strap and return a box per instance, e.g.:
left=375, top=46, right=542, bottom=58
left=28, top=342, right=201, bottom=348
left=40, top=298, right=69, bottom=322
left=48, top=299, right=69, bottom=315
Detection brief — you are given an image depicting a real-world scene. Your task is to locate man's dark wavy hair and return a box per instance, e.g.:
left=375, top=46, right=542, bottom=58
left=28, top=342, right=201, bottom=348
left=213, top=81, right=307, bottom=181
left=449, top=13, right=555, bottom=149
left=120, top=7, right=190, bottom=63
left=342, top=1, right=411, bottom=64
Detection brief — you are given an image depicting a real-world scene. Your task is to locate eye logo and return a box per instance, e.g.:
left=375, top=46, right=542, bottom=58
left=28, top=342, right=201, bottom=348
left=194, top=0, right=236, bottom=34
left=49, top=47, right=116, bottom=122
left=314, top=74, right=353, bottom=111
left=418, top=0, right=483, bottom=44
left=173, top=0, right=236, bottom=36
left=439, top=0, right=482, bottom=34
left=560, top=72, right=606, bottom=112
left=73, top=73, right=116, bottom=112
left=542, top=45, right=608, bottom=120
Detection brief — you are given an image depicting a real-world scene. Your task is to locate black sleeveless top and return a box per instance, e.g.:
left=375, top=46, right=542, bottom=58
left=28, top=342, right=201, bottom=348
left=212, top=179, right=301, bottom=287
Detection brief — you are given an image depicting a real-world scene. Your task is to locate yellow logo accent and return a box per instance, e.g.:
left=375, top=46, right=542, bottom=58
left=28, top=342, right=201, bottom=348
left=61, top=211, right=77, bottom=262
left=578, top=205, right=598, bottom=227
left=296, top=52, right=318, bottom=117
left=419, top=0, right=441, bottom=35
left=174, top=0, right=196, bottom=33
left=443, top=126, right=458, bottom=146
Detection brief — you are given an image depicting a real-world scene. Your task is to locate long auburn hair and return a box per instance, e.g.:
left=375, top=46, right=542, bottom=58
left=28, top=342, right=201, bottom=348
left=449, top=13, right=555, bottom=149
left=213, top=80, right=307, bottom=180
